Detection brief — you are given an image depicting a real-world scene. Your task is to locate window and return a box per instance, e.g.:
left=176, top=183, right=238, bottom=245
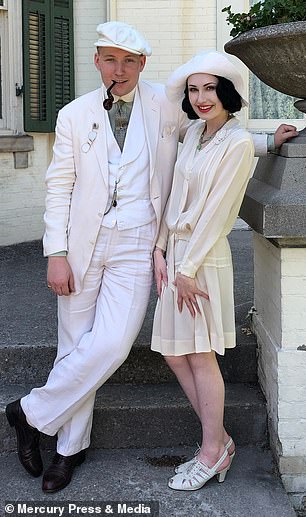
left=248, top=0, right=303, bottom=127
left=249, top=73, right=303, bottom=120
left=22, top=0, right=75, bottom=132
left=0, top=1, right=7, bottom=9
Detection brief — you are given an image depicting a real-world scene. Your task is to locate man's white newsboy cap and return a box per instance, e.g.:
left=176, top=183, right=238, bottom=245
left=95, top=21, right=152, bottom=56
left=166, top=51, right=248, bottom=107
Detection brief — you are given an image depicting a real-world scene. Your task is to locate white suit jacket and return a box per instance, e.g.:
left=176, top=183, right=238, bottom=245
left=43, top=81, right=188, bottom=292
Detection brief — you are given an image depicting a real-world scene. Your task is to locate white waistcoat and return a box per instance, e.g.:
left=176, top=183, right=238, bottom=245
left=102, top=89, right=155, bottom=230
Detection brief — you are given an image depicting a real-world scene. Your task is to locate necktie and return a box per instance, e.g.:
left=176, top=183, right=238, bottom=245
left=113, top=100, right=130, bottom=151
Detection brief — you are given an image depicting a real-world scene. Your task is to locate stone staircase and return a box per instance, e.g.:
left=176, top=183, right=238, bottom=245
left=0, top=230, right=298, bottom=517
left=0, top=229, right=266, bottom=453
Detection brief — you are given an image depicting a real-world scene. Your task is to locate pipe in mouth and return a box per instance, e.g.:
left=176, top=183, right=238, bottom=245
left=103, top=81, right=117, bottom=110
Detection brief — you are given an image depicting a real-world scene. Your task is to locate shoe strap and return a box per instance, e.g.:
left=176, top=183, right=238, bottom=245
left=187, top=447, right=227, bottom=476
left=211, top=448, right=229, bottom=472
left=195, top=448, right=229, bottom=475
left=193, top=444, right=201, bottom=457
left=225, top=437, right=233, bottom=449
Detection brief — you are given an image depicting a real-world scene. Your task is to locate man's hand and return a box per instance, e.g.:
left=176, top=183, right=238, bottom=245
left=153, top=248, right=168, bottom=297
left=47, top=256, right=75, bottom=296
left=274, top=124, right=299, bottom=148
left=173, top=273, right=209, bottom=318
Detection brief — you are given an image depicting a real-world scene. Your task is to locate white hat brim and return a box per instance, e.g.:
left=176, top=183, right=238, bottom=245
left=166, top=51, right=248, bottom=108
left=95, top=41, right=143, bottom=55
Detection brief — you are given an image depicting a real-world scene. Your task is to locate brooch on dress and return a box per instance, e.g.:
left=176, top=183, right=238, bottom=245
left=196, top=115, right=234, bottom=151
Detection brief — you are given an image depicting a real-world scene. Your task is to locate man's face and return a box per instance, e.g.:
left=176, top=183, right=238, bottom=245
left=94, top=47, right=146, bottom=97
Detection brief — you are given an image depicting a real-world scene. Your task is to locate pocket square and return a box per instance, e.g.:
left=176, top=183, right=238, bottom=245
left=162, top=124, right=176, bottom=138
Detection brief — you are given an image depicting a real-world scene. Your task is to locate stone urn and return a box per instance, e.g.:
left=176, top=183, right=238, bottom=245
left=224, top=20, right=306, bottom=113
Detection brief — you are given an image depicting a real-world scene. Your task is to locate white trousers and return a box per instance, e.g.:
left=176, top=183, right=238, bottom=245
left=21, top=222, right=155, bottom=456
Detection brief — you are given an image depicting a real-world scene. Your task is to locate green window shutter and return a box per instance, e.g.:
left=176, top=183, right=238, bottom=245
left=23, top=0, right=74, bottom=132
left=23, top=0, right=51, bottom=132
left=51, top=0, right=74, bottom=129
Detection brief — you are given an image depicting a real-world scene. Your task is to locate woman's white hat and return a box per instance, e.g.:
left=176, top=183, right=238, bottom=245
left=166, top=51, right=248, bottom=107
left=95, top=21, right=152, bottom=56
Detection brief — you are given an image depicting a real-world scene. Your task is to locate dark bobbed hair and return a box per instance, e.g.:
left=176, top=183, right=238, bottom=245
left=182, top=75, right=243, bottom=119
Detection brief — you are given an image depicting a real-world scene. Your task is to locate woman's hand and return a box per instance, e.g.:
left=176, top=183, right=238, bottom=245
left=274, top=124, right=298, bottom=147
left=153, top=248, right=168, bottom=297
left=173, top=273, right=209, bottom=318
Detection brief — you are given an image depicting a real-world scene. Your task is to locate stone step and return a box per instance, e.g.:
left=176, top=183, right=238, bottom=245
left=0, top=231, right=256, bottom=386
left=0, top=382, right=266, bottom=454
left=0, top=323, right=257, bottom=385
left=0, top=445, right=296, bottom=517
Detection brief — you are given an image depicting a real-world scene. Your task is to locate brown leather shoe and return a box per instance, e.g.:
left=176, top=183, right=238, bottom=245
left=42, top=450, right=86, bottom=493
left=6, top=399, right=43, bottom=477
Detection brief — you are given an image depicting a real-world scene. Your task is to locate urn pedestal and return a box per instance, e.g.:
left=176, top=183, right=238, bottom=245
left=239, top=143, right=306, bottom=512
left=225, top=21, right=306, bottom=513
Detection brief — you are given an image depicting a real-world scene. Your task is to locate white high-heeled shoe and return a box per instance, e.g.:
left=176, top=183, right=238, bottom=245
left=168, top=449, right=230, bottom=491
left=174, top=437, right=235, bottom=474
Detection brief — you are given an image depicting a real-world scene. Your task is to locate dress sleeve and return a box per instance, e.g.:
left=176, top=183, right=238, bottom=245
left=251, top=132, right=267, bottom=156
left=178, top=138, right=254, bottom=278
left=155, top=218, right=169, bottom=251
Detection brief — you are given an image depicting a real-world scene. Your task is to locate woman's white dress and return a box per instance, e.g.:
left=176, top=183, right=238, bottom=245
left=151, top=117, right=254, bottom=356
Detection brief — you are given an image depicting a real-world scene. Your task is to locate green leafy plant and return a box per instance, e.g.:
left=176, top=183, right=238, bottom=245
left=222, top=0, right=306, bottom=37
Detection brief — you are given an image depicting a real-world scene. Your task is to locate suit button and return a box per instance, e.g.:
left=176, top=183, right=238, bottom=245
left=98, top=212, right=103, bottom=217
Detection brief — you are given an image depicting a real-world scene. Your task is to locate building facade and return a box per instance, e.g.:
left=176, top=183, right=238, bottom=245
left=1, top=0, right=303, bottom=246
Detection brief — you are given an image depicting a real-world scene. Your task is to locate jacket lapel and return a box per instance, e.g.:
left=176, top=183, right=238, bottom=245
left=138, top=81, right=160, bottom=180
left=88, top=87, right=109, bottom=187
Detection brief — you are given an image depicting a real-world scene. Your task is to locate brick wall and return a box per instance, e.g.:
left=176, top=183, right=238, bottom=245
left=253, top=232, right=306, bottom=508
left=0, top=135, right=53, bottom=246
left=73, top=0, right=107, bottom=97
left=74, top=0, right=217, bottom=97
left=112, top=0, right=216, bottom=83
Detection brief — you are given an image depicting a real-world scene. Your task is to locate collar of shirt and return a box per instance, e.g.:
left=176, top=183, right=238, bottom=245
left=112, top=87, right=136, bottom=104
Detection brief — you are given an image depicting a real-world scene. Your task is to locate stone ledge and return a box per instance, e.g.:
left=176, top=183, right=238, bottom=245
left=240, top=151, right=306, bottom=238
left=280, top=456, right=306, bottom=475
left=0, top=134, right=34, bottom=168
left=0, top=134, right=34, bottom=153
left=271, top=237, right=306, bottom=248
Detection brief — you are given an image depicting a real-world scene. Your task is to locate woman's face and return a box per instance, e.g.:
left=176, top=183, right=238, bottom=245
left=187, top=73, right=228, bottom=122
